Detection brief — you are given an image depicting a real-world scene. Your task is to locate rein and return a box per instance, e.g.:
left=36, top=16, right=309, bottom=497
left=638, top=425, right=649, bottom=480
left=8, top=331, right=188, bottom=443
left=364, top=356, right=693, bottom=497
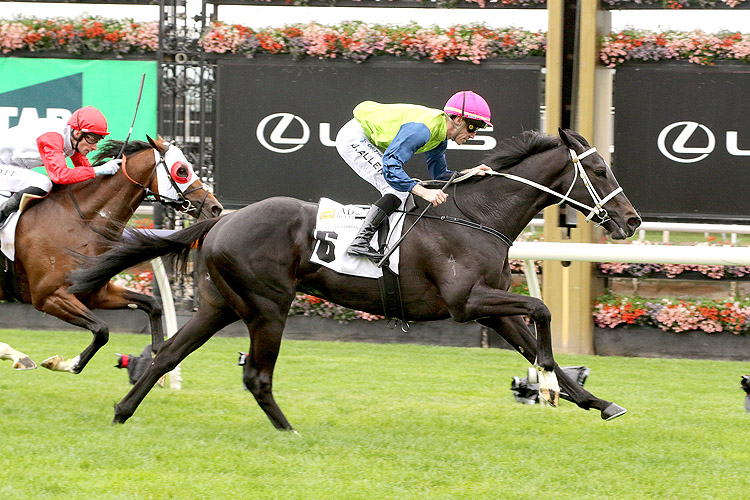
left=420, top=213, right=514, bottom=247
left=407, top=144, right=620, bottom=248
left=475, top=146, right=622, bottom=226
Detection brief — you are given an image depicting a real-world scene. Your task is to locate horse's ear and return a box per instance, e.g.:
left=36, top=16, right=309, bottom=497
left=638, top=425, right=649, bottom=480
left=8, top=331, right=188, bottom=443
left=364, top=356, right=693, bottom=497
left=558, top=128, right=575, bottom=149
left=146, top=135, right=167, bottom=153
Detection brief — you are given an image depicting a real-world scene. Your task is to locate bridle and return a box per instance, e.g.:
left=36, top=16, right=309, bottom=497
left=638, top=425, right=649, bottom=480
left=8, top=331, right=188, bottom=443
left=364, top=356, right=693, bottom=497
left=121, top=142, right=211, bottom=216
left=456, top=145, right=623, bottom=226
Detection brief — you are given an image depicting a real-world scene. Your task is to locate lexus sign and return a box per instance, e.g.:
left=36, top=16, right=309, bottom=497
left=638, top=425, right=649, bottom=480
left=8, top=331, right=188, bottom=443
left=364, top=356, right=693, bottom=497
left=215, top=58, right=542, bottom=206
left=614, top=64, right=750, bottom=223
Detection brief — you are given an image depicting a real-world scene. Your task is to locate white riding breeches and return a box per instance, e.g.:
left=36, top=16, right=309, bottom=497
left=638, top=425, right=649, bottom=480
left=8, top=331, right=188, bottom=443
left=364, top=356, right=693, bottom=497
left=335, top=118, right=409, bottom=206
left=0, top=165, right=52, bottom=195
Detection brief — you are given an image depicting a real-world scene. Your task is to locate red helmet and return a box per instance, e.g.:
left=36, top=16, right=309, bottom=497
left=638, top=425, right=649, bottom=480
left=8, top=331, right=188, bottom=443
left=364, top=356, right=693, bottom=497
left=68, top=106, right=109, bottom=136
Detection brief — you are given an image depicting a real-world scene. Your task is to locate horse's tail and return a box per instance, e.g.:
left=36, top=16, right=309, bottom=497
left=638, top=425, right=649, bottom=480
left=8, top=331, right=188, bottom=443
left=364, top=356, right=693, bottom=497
left=67, top=216, right=222, bottom=295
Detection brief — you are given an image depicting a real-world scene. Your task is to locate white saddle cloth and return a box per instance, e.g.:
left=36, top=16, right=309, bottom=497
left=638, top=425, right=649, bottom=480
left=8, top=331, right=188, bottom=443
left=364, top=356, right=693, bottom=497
left=0, top=190, right=20, bottom=260
left=310, top=197, right=405, bottom=279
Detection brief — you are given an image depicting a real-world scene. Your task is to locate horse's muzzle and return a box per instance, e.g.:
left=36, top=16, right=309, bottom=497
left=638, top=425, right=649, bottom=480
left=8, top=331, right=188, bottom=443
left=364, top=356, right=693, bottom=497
left=605, top=215, right=641, bottom=240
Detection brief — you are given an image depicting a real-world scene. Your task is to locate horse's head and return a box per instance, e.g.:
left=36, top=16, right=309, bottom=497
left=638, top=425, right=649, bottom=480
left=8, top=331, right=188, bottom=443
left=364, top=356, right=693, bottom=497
left=558, top=129, right=641, bottom=239
left=145, top=135, right=223, bottom=220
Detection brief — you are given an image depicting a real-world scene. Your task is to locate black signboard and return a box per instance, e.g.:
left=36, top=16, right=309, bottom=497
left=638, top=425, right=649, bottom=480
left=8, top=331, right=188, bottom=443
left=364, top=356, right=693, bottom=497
left=613, top=64, right=750, bottom=223
left=215, top=57, right=542, bottom=207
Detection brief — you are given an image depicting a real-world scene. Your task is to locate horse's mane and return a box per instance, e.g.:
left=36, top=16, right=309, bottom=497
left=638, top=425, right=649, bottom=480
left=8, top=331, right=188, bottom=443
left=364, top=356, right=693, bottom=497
left=92, top=140, right=153, bottom=163
left=483, top=129, right=588, bottom=171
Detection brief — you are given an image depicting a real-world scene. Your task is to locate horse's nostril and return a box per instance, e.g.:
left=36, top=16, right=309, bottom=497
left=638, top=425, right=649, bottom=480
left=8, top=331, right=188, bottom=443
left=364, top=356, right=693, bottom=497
left=212, top=206, right=223, bottom=217
left=627, top=217, right=642, bottom=230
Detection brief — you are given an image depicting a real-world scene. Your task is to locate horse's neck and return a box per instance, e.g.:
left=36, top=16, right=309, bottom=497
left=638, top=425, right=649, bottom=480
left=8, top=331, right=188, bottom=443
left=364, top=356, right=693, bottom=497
left=70, top=163, right=148, bottom=224
left=462, top=148, right=568, bottom=241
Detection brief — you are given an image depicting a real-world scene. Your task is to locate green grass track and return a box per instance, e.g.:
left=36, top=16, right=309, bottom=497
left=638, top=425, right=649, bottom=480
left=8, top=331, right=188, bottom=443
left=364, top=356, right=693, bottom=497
left=1, top=329, right=747, bottom=500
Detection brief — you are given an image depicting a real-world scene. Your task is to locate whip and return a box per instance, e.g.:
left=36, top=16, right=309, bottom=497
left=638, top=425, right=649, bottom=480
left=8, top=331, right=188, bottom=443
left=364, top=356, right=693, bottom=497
left=116, top=73, right=146, bottom=160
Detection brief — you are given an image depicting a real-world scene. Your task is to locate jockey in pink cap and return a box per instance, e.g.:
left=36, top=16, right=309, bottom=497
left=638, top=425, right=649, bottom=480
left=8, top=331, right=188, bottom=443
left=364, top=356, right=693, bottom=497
left=335, top=90, right=493, bottom=261
left=0, top=105, right=122, bottom=228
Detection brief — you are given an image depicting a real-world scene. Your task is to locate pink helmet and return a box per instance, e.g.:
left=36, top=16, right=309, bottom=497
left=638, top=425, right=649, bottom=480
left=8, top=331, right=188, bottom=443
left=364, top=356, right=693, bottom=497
left=444, top=90, right=492, bottom=126
left=68, top=106, right=109, bottom=136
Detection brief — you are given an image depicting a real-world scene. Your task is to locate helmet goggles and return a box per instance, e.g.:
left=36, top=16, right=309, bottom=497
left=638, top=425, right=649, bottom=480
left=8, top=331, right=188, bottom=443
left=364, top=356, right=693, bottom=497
left=464, top=118, right=487, bottom=133
left=81, top=132, right=105, bottom=144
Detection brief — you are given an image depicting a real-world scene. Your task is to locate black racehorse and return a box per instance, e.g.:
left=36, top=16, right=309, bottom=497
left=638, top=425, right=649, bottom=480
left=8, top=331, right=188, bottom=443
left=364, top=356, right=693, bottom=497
left=69, top=129, right=641, bottom=429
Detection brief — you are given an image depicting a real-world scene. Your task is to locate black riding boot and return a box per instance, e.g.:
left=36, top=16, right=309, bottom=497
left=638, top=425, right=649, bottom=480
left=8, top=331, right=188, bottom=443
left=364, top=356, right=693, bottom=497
left=347, top=193, right=401, bottom=260
left=0, top=186, right=47, bottom=227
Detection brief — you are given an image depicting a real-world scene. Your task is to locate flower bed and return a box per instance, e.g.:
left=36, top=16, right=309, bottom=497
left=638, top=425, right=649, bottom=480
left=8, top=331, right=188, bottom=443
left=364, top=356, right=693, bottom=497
left=593, top=292, right=750, bottom=334
left=290, top=294, right=383, bottom=322
left=596, top=240, right=750, bottom=279
left=199, top=21, right=546, bottom=64
left=600, top=29, right=750, bottom=66
left=114, top=271, right=154, bottom=296
left=0, top=16, right=158, bottom=55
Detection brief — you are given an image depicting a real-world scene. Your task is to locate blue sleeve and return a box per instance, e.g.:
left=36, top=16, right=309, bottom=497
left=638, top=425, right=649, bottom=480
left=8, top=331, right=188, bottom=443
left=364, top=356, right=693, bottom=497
left=424, top=141, right=453, bottom=180
left=381, top=122, right=430, bottom=192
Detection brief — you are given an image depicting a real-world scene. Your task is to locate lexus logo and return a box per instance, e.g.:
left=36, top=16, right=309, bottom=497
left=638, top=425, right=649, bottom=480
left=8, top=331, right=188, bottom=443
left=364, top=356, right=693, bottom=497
left=657, top=121, right=750, bottom=163
left=256, top=112, right=497, bottom=154
left=256, top=113, right=310, bottom=154
left=657, top=121, right=715, bottom=163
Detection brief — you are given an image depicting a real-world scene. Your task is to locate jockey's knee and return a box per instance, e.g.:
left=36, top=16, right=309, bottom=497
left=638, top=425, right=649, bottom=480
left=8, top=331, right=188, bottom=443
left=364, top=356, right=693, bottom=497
left=33, top=177, right=53, bottom=193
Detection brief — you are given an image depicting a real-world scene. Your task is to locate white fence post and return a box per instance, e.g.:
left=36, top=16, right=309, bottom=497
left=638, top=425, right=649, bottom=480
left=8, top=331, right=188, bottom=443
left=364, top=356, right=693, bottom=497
left=151, top=257, right=181, bottom=390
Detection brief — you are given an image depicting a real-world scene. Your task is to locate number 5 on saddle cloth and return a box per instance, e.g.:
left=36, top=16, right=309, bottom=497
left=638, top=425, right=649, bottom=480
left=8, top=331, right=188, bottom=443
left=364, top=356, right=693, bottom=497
left=310, top=197, right=408, bottom=327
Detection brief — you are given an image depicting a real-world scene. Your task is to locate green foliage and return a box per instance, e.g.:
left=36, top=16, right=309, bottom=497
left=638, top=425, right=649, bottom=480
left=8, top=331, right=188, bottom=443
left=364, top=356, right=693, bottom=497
left=1, top=328, right=748, bottom=499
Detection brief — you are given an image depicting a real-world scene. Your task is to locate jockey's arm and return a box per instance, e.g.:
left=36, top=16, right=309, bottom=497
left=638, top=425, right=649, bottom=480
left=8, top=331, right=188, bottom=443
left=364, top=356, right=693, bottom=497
left=37, top=132, right=95, bottom=184
left=382, top=124, right=450, bottom=207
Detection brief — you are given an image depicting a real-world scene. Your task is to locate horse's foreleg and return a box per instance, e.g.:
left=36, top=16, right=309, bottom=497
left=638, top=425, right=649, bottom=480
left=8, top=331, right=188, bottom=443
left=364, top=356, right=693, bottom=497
left=456, top=287, right=555, bottom=371
left=479, top=316, right=626, bottom=420
left=0, top=342, right=37, bottom=370
left=34, top=292, right=109, bottom=373
left=114, top=304, right=237, bottom=424
left=86, top=283, right=166, bottom=355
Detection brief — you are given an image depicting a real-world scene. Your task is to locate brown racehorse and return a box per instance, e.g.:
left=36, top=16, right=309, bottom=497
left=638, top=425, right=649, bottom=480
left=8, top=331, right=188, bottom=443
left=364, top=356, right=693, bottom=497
left=70, top=129, right=641, bottom=428
left=0, top=136, right=222, bottom=373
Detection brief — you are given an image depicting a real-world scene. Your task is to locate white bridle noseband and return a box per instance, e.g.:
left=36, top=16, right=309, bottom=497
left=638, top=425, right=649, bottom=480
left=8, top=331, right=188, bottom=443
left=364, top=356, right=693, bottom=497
left=457, top=146, right=623, bottom=226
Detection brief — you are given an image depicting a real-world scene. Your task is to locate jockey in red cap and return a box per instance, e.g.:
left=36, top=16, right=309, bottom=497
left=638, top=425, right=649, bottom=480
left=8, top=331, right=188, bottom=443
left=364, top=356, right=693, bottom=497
left=0, top=106, right=122, bottom=228
left=335, top=90, right=493, bottom=261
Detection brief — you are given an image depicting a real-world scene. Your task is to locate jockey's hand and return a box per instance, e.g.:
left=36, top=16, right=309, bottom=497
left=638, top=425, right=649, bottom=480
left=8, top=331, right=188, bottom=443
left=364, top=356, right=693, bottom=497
left=93, top=158, right=122, bottom=176
left=412, top=184, right=448, bottom=207
left=460, top=164, right=492, bottom=176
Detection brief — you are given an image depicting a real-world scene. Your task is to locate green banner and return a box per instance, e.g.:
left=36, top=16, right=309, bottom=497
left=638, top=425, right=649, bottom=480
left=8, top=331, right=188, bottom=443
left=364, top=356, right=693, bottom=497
left=0, top=58, right=157, bottom=142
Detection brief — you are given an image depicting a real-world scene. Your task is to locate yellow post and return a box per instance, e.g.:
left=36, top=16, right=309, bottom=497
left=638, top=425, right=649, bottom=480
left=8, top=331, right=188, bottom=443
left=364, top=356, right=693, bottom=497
left=542, top=0, right=611, bottom=354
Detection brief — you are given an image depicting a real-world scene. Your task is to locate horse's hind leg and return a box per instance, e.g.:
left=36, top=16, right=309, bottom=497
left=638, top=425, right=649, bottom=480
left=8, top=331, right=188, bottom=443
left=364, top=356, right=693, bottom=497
left=479, top=316, right=626, bottom=420
left=242, top=317, right=293, bottom=431
left=0, top=342, right=37, bottom=370
left=114, top=303, right=238, bottom=424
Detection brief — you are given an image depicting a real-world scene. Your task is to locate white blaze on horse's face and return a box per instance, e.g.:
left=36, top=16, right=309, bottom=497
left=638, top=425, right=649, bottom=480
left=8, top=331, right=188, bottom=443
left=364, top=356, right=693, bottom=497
left=154, top=143, right=198, bottom=199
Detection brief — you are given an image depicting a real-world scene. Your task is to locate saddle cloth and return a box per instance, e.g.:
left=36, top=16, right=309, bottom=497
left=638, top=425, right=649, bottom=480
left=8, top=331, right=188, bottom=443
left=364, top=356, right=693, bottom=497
left=310, top=197, right=405, bottom=278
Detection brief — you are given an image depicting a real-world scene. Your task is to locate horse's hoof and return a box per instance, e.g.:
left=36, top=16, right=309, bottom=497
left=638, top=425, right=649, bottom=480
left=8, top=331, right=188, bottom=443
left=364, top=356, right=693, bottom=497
left=41, top=355, right=63, bottom=370
left=601, top=403, right=627, bottom=420
left=535, top=368, right=560, bottom=407
left=41, top=355, right=77, bottom=372
left=539, top=387, right=560, bottom=407
left=14, top=356, right=37, bottom=370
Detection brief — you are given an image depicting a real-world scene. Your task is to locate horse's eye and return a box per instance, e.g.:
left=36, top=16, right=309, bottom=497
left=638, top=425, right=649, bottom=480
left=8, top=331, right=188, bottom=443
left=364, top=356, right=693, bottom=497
left=594, top=169, right=607, bottom=178
left=170, top=161, right=192, bottom=183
